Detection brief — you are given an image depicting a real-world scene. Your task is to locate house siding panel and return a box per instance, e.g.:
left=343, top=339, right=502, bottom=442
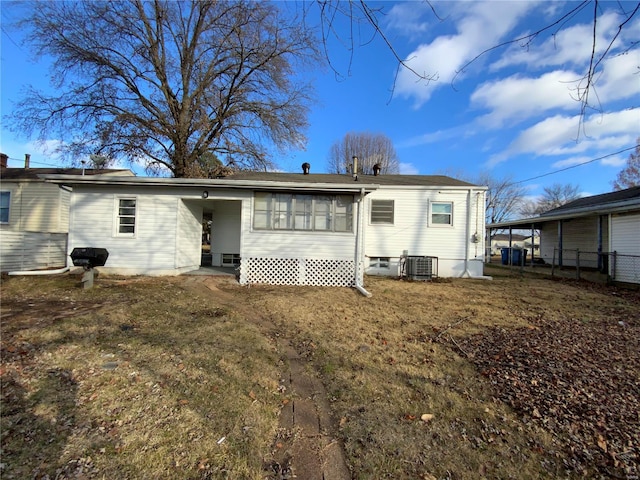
left=210, top=200, right=242, bottom=266
left=540, top=216, right=606, bottom=268
left=0, top=231, right=67, bottom=272
left=176, top=200, right=202, bottom=269
left=611, top=213, right=640, bottom=284
left=69, top=187, right=249, bottom=275
left=70, top=189, right=179, bottom=273
left=363, top=188, right=484, bottom=277
left=0, top=182, right=68, bottom=233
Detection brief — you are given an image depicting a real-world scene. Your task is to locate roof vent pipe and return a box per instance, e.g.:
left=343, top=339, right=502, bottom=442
left=24, top=153, right=30, bottom=169
left=352, top=156, right=358, bottom=181
left=302, top=162, right=310, bottom=175
left=373, top=163, right=381, bottom=176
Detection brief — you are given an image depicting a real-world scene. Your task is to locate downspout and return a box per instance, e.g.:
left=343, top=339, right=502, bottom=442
left=9, top=266, right=71, bottom=276
left=353, top=188, right=372, bottom=297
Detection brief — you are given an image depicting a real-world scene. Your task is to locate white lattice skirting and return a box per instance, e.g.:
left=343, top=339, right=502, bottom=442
left=239, top=257, right=359, bottom=286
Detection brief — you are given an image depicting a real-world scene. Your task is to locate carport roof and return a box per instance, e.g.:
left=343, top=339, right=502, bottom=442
left=487, top=186, right=640, bottom=230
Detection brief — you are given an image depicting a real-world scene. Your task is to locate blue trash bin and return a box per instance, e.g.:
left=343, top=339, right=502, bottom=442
left=513, top=248, right=522, bottom=265
left=501, top=247, right=510, bottom=265
left=501, top=248, right=528, bottom=265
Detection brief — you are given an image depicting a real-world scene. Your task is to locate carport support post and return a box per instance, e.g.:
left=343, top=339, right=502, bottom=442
left=557, top=220, right=563, bottom=267
left=508, top=227, right=513, bottom=266
left=530, top=224, right=535, bottom=266
left=597, top=215, right=604, bottom=271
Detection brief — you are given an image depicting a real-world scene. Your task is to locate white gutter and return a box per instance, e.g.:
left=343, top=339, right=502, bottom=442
left=353, top=188, right=372, bottom=297
left=9, top=266, right=71, bottom=276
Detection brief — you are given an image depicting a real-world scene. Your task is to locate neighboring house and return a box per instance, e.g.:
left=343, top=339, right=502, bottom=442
left=0, top=160, right=134, bottom=272
left=489, top=233, right=540, bottom=256
left=487, top=186, right=640, bottom=284
left=43, top=168, right=487, bottom=289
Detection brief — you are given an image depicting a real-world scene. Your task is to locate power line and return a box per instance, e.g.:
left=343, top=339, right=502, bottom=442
left=510, top=145, right=638, bottom=186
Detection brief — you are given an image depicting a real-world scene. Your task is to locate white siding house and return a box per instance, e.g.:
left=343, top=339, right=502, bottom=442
left=45, top=171, right=487, bottom=289
left=0, top=165, right=133, bottom=272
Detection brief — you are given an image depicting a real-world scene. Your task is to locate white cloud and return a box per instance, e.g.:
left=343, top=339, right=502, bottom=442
left=395, top=1, right=538, bottom=106
left=385, top=2, right=436, bottom=39
left=593, top=48, right=640, bottom=103
left=471, top=47, right=640, bottom=128
left=399, top=162, right=419, bottom=174
left=491, top=11, right=627, bottom=71
left=488, top=108, right=640, bottom=166
left=471, top=70, right=580, bottom=127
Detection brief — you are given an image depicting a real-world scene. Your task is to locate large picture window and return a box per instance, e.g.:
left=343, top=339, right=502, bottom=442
left=254, top=192, right=353, bottom=232
left=370, top=199, right=394, bottom=224
left=0, top=191, right=10, bottom=223
left=431, top=202, right=453, bottom=226
left=116, top=197, right=136, bottom=236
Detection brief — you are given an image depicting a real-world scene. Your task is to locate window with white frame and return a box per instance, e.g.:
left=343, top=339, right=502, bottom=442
left=0, top=191, right=10, bottom=223
left=116, top=197, right=136, bottom=236
left=370, top=199, right=394, bottom=224
left=430, top=201, right=453, bottom=226
left=222, top=253, right=240, bottom=266
left=253, top=192, right=353, bottom=232
left=369, top=257, right=390, bottom=269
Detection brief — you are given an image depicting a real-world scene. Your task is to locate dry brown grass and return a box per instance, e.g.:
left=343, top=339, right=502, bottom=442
left=2, top=267, right=638, bottom=479
left=1, top=274, right=282, bottom=479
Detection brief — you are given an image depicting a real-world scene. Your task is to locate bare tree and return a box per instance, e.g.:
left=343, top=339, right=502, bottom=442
left=612, top=138, right=640, bottom=190
left=328, top=132, right=399, bottom=174
left=476, top=173, right=527, bottom=225
left=11, top=0, right=319, bottom=177
left=438, top=169, right=526, bottom=225
left=519, top=183, right=582, bottom=216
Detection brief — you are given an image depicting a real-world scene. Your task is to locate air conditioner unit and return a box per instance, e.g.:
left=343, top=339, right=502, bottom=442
left=405, top=256, right=437, bottom=280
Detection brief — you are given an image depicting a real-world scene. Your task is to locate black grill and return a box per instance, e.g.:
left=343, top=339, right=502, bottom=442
left=70, top=247, right=109, bottom=268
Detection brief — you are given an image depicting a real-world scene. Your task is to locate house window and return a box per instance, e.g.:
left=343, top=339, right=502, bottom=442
left=116, top=197, right=136, bottom=236
left=369, top=257, right=390, bottom=269
left=0, top=191, right=10, bottom=223
left=222, top=253, right=240, bottom=267
left=431, top=202, right=453, bottom=226
left=253, top=193, right=353, bottom=232
left=371, top=199, right=394, bottom=224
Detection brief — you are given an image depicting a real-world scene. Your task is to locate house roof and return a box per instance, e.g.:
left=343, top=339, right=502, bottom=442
left=224, top=171, right=479, bottom=188
left=487, top=186, right=640, bottom=229
left=40, top=171, right=483, bottom=193
left=491, top=233, right=527, bottom=241
left=541, top=185, right=640, bottom=216
left=0, top=167, right=134, bottom=181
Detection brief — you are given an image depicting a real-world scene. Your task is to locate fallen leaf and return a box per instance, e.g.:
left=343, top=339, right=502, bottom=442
left=597, top=435, right=607, bottom=452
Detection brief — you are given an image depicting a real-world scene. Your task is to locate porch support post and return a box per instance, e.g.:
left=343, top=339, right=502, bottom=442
left=508, top=226, right=513, bottom=265
left=558, top=220, right=563, bottom=267
left=597, top=215, right=603, bottom=271
left=530, top=223, right=535, bottom=266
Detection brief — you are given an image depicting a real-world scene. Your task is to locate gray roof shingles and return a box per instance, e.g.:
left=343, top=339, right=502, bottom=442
left=541, top=185, right=640, bottom=216
left=225, top=171, right=478, bottom=187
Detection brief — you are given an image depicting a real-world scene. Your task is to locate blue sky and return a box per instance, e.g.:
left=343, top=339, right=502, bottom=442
left=1, top=1, right=639, bottom=201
